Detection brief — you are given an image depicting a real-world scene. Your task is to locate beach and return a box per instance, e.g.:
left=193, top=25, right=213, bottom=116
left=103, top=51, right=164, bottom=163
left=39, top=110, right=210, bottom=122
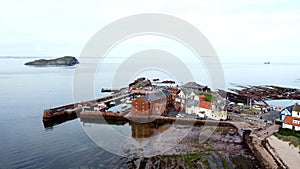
left=267, top=136, right=300, bottom=169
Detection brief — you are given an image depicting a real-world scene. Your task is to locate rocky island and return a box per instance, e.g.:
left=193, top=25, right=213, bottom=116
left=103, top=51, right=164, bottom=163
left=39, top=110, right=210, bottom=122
left=25, top=56, right=79, bottom=66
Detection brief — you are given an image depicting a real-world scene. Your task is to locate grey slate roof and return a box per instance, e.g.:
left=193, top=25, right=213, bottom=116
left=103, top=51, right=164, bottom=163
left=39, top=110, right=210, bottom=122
left=185, top=100, right=199, bottom=107
left=142, top=89, right=170, bottom=102
left=182, top=82, right=206, bottom=89
left=293, top=103, right=300, bottom=112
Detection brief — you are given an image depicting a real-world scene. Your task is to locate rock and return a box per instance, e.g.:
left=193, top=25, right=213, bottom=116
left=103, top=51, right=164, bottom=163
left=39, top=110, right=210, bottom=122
left=24, top=56, right=79, bottom=66
left=129, top=77, right=152, bottom=89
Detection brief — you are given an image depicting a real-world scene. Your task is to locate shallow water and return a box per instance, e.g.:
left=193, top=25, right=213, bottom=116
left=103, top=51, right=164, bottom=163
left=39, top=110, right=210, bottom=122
left=0, top=56, right=299, bottom=168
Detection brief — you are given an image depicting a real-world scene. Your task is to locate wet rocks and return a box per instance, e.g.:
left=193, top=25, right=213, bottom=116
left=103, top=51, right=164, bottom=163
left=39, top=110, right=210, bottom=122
left=125, top=126, right=260, bottom=168
left=219, top=85, right=300, bottom=105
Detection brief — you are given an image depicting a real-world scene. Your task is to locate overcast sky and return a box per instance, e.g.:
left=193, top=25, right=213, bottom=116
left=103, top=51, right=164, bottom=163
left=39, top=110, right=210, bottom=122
left=0, top=0, right=299, bottom=59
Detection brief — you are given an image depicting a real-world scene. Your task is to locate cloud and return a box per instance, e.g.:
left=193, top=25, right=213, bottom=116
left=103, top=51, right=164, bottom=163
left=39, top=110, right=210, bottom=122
left=0, top=0, right=299, bottom=57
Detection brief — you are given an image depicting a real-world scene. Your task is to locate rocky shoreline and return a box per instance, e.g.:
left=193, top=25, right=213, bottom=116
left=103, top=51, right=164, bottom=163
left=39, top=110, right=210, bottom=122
left=125, top=126, right=261, bottom=168
left=231, top=85, right=300, bottom=101
left=218, top=85, right=300, bottom=106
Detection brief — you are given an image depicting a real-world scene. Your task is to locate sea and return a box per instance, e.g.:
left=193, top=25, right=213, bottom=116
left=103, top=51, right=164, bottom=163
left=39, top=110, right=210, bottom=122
left=0, top=56, right=299, bottom=168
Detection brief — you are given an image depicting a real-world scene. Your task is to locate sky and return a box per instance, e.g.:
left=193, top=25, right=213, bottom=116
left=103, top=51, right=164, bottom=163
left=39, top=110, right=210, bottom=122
left=0, top=0, right=300, bottom=59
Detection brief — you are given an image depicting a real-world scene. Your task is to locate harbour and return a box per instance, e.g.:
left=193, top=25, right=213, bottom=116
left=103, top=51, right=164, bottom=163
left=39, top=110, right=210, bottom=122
left=2, top=57, right=300, bottom=168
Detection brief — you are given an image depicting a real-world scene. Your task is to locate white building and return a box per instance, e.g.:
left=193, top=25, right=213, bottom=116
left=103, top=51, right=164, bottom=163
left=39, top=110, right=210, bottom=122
left=178, top=90, right=186, bottom=99
left=282, top=103, right=300, bottom=131
left=185, top=100, right=227, bottom=120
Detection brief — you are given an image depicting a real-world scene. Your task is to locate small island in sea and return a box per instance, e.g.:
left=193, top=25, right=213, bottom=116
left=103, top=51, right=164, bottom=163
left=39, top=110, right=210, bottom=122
left=24, top=56, right=79, bottom=66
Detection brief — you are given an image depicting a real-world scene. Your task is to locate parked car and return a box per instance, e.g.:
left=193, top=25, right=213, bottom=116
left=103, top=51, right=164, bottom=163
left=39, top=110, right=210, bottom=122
left=176, top=113, right=184, bottom=118
left=195, top=116, right=203, bottom=120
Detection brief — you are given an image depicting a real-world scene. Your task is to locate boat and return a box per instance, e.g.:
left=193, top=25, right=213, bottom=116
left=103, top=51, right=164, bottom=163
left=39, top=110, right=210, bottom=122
left=264, top=61, right=270, bottom=64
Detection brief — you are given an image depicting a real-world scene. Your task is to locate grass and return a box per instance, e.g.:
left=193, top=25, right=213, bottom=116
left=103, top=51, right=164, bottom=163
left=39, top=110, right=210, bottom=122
left=161, top=148, right=232, bottom=169
left=273, top=127, right=300, bottom=147
left=241, top=108, right=260, bottom=114
left=183, top=151, right=204, bottom=168
left=197, top=93, right=216, bottom=102
left=161, top=150, right=209, bottom=168
left=220, top=154, right=231, bottom=169
left=203, top=94, right=212, bottom=102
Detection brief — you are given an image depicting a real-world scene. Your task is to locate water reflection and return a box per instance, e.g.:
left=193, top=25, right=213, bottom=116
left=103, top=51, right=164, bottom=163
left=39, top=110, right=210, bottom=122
left=43, top=113, right=78, bottom=128
left=79, top=116, right=194, bottom=157
left=80, top=117, right=172, bottom=140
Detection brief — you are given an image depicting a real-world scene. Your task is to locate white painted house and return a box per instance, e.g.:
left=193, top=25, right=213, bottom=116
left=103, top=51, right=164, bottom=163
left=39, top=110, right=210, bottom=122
left=187, top=91, right=196, bottom=99
left=280, top=104, right=294, bottom=121
left=282, top=103, right=300, bottom=131
left=176, top=90, right=186, bottom=104
left=178, top=90, right=186, bottom=99
left=185, top=100, right=227, bottom=120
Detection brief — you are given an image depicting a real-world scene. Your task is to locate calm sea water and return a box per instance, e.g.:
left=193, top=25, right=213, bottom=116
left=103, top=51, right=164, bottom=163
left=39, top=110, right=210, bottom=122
left=0, top=57, right=127, bottom=169
left=0, top=56, right=299, bottom=168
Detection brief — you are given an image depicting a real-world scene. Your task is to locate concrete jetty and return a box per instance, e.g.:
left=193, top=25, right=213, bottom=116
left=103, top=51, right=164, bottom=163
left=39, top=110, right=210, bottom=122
left=42, top=92, right=131, bottom=121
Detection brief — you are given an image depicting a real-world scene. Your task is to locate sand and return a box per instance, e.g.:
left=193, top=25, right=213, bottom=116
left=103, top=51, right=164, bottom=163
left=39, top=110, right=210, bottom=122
left=267, top=135, right=300, bottom=169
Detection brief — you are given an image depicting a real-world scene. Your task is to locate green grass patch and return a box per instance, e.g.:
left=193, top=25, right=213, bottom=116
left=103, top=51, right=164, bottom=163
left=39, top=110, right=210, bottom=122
left=204, top=94, right=212, bottom=102
left=273, top=128, right=300, bottom=147
left=220, top=154, right=231, bottom=169
left=162, top=151, right=207, bottom=168
left=183, top=151, right=204, bottom=168
left=197, top=93, right=213, bottom=102
left=241, top=108, right=260, bottom=114
left=161, top=148, right=216, bottom=168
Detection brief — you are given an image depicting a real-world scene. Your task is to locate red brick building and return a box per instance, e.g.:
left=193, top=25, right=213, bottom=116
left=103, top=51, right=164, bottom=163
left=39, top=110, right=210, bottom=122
left=130, top=89, right=172, bottom=117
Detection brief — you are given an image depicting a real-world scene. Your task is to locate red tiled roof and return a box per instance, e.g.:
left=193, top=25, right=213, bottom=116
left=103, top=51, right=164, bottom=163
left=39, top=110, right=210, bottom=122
left=198, top=101, right=212, bottom=110
left=131, top=90, right=157, bottom=94
left=167, top=88, right=180, bottom=94
left=199, top=95, right=206, bottom=99
left=284, top=116, right=300, bottom=127
left=153, top=103, right=164, bottom=108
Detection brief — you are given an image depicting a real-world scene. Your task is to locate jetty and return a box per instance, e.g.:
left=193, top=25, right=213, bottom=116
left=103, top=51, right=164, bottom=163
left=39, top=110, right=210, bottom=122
left=43, top=92, right=131, bottom=122
left=42, top=77, right=293, bottom=168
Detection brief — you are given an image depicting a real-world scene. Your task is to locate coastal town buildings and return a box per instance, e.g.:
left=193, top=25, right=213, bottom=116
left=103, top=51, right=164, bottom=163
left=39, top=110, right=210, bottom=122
left=184, top=99, right=227, bottom=120
left=178, top=90, right=186, bottom=99
left=280, top=105, right=294, bottom=121
left=282, top=103, right=300, bottom=131
left=176, top=89, right=227, bottom=120
left=130, top=89, right=172, bottom=117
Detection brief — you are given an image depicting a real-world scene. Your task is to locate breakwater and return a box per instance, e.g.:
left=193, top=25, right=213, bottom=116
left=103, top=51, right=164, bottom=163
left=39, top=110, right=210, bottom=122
left=43, top=92, right=131, bottom=121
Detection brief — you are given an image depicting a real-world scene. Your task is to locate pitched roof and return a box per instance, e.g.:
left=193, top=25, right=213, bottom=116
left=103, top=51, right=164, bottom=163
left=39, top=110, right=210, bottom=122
left=182, top=82, right=206, bottom=89
left=142, top=89, right=170, bottom=102
left=293, top=103, right=300, bottom=112
left=161, top=89, right=171, bottom=96
left=198, top=101, right=213, bottom=110
left=280, top=105, right=294, bottom=114
left=199, top=95, right=206, bottom=99
left=167, top=88, right=180, bottom=95
left=153, top=103, right=164, bottom=110
left=186, top=100, right=199, bottom=107
left=283, top=116, right=300, bottom=127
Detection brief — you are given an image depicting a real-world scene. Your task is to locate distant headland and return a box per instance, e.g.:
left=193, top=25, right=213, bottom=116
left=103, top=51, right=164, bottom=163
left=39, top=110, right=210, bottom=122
left=24, top=56, right=79, bottom=66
